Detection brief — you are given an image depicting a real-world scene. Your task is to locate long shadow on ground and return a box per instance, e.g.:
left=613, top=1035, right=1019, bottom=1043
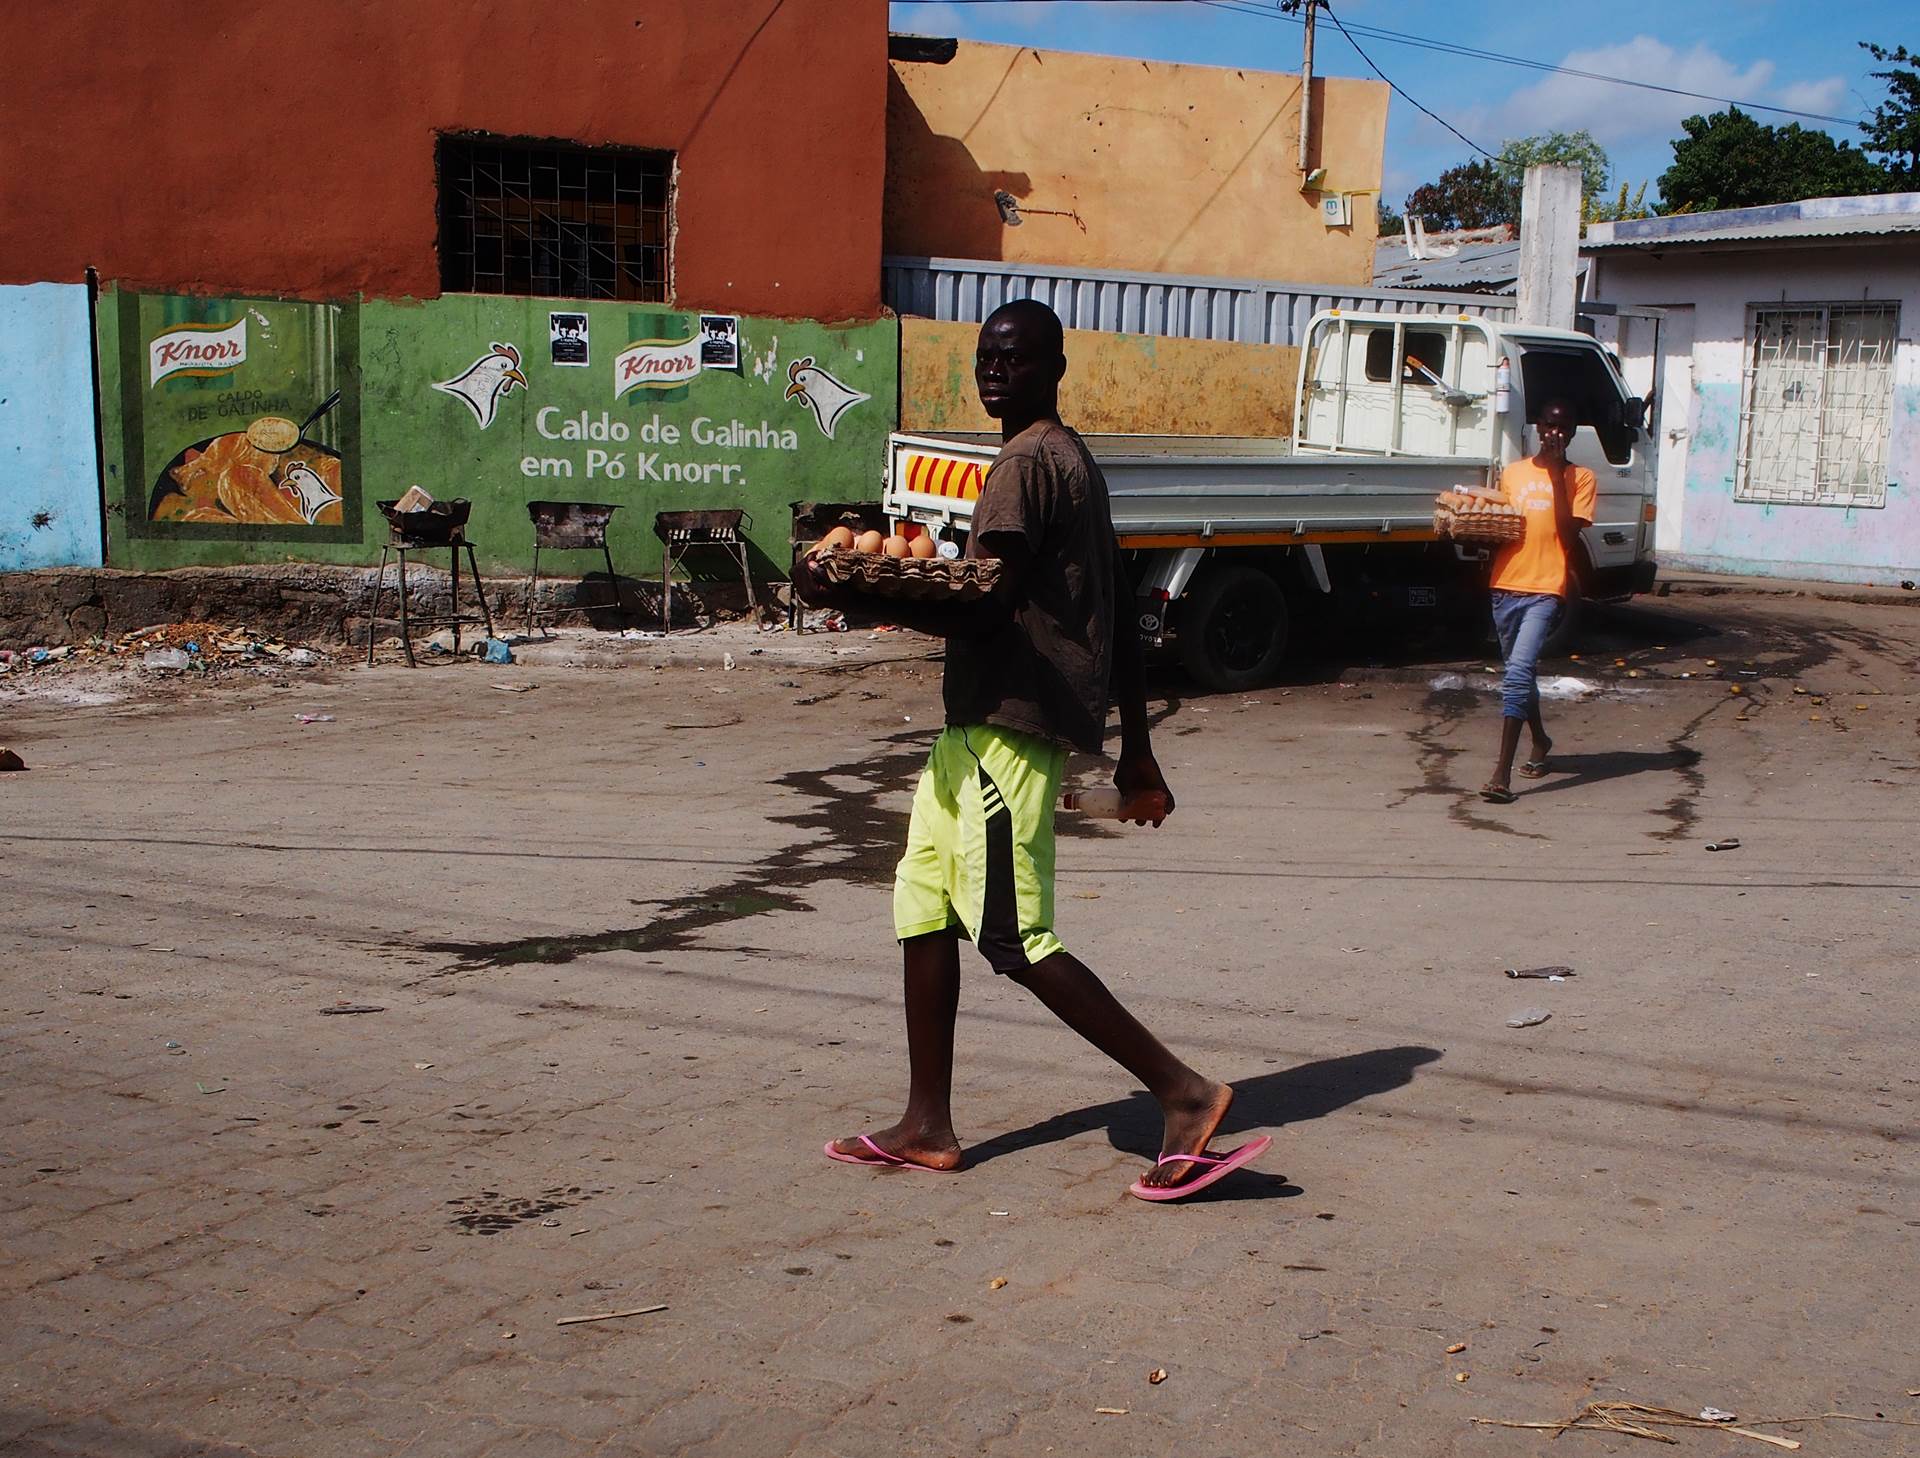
left=963, top=1045, right=1442, bottom=1201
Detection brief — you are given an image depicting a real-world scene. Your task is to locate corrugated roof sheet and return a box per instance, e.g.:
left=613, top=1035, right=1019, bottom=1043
left=1582, top=213, right=1920, bottom=249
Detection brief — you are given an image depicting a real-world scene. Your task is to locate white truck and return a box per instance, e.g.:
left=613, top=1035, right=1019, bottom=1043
left=884, top=310, right=1658, bottom=689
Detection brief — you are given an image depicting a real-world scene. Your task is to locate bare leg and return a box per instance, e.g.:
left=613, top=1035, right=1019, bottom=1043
left=1485, top=716, right=1525, bottom=795
left=829, top=930, right=963, bottom=1169
left=1008, top=950, right=1231, bottom=1189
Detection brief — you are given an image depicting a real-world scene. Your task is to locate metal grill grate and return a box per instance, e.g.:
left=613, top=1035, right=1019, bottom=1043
left=437, top=135, right=672, bottom=301
left=1736, top=303, right=1897, bottom=509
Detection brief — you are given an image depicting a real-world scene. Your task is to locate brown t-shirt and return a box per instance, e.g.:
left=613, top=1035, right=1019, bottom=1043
left=943, top=421, right=1117, bottom=753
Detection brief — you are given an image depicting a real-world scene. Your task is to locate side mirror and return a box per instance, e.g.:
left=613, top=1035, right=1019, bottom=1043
left=1620, top=396, right=1648, bottom=429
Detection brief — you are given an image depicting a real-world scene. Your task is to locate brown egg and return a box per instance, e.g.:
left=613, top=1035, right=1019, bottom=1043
left=908, top=533, right=937, bottom=559
left=882, top=534, right=911, bottom=558
left=853, top=530, right=885, bottom=554
left=819, top=525, right=855, bottom=552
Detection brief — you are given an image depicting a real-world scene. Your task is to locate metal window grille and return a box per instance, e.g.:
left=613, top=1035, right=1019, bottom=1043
left=1735, top=303, right=1897, bottom=508
left=437, top=135, right=671, bottom=302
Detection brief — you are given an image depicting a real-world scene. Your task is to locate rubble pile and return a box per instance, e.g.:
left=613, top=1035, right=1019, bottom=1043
left=0, top=622, right=327, bottom=681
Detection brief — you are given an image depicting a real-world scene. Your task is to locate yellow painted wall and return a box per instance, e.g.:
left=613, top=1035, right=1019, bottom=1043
left=901, top=319, right=1300, bottom=438
left=887, top=42, right=1387, bottom=285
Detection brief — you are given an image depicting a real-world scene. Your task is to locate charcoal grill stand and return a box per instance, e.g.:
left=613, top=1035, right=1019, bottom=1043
left=656, top=509, right=757, bottom=631
left=525, top=500, right=631, bottom=636
left=364, top=530, right=495, bottom=667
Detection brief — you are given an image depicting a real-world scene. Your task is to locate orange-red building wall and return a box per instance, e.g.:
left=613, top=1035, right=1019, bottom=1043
left=0, top=0, right=887, bottom=319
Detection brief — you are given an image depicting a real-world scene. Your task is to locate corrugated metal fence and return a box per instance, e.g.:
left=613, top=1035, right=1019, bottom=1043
left=883, top=256, right=1514, bottom=349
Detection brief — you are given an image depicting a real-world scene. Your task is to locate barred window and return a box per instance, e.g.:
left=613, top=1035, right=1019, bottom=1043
left=436, top=135, right=672, bottom=302
left=1736, top=304, right=1897, bottom=508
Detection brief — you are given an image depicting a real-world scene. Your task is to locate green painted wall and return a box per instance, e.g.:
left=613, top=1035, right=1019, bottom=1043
left=100, top=289, right=898, bottom=579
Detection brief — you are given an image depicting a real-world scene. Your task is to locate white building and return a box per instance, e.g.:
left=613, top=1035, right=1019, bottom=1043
left=1584, top=195, right=1920, bottom=586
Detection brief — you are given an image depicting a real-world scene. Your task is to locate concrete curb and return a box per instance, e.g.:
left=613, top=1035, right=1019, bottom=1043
left=1656, top=573, right=1920, bottom=610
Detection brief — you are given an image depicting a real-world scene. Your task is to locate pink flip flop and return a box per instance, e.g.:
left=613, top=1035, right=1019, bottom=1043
left=1128, top=1134, right=1273, bottom=1203
left=822, top=1135, right=959, bottom=1173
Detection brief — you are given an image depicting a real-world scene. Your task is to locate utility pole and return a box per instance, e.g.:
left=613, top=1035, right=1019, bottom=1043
left=1286, top=0, right=1318, bottom=178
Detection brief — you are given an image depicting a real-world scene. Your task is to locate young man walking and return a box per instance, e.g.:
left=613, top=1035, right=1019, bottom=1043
left=1480, top=398, right=1596, bottom=803
left=798, top=299, right=1267, bottom=1201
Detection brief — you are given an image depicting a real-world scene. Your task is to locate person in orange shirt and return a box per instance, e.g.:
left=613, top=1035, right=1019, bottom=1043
left=1480, top=398, right=1596, bottom=803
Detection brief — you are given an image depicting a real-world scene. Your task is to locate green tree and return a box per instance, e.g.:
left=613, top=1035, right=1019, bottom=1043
left=1657, top=107, right=1889, bottom=212
left=1401, top=132, right=1614, bottom=231
left=1494, top=130, right=1612, bottom=210
left=1860, top=42, right=1920, bottom=188
left=1588, top=180, right=1655, bottom=223
left=1377, top=196, right=1405, bottom=234
left=1403, top=158, right=1513, bottom=230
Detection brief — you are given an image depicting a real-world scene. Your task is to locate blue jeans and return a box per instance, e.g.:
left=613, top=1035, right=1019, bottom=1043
left=1490, top=590, right=1562, bottom=722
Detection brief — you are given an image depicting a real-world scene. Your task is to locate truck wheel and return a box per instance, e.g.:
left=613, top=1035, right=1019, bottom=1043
left=1178, top=565, right=1289, bottom=691
left=1544, top=556, right=1591, bottom=656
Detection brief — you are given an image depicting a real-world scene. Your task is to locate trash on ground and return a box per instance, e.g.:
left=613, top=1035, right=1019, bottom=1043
left=722, top=652, right=736, bottom=670
left=1505, top=1008, right=1552, bottom=1028
left=989, top=1209, right=1010, bottom=1216
left=1446, top=1342, right=1467, bottom=1354
left=621, top=628, right=664, bottom=639
left=490, top=683, right=532, bottom=693
left=483, top=639, right=513, bottom=664
left=1472, top=1400, right=1804, bottom=1449
left=1094, top=1407, right=1129, bottom=1416
left=319, top=1003, right=385, bottom=1015
left=988, top=1277, right=1008, bottom=1290
left=555, top=1303, right=668, bottom=1327
left=287, top=648, right=321, bottom=666
left=143, top=648, right=191, bottom=671
left=1506, top=966, right=1575, bottom=980
left=0, top=748, right=25, bottom=772
left=1147, top=1368, right=1168, bottom=1385
left=1700, top=1408, right=1737, bottom=1423
left=1705, top=837, right=1741, bottom=852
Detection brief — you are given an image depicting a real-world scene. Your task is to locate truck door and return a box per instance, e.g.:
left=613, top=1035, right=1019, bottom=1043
left=1515, top=342, right=1648, bottom=579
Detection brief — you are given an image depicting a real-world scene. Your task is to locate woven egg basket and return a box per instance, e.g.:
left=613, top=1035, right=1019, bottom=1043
left=1433, top=500, right=1526, bottom=545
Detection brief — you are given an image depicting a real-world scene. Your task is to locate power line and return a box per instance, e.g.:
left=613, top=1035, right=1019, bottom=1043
left=917, top=0, right=1861, bottom=127
left=1309, top=3, right=1494, bottom=160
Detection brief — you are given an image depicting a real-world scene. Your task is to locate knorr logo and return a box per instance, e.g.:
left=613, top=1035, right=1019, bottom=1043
left=613, top=335, right=700, bottom=398
left=150, top=318, right=248, bottom=386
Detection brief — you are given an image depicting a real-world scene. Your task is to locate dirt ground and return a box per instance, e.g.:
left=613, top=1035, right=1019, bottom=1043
left=3, top=591, right=1917, bottom=1458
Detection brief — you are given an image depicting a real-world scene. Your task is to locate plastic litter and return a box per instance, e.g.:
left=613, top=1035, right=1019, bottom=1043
left=1505, top=1008, right=1552, bottom=1028
left=1699, top=1408, right=1737, bottom=1423
left=723, top=652, right=736, bottom=670
left=294, top=714, right=335, bottom=724
left=288, top=648, right=321, bottom=666
left=1705, top=837, right=1741, bottom=852
left=1505, top=966, right=1575, bottom=981
left=483, top=639, right=514, bottom=665
left=143, top=648, right=191, bottom=671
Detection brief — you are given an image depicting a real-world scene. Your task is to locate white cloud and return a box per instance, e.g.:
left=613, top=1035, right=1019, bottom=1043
left=1776, top=76, right=1848, bottom=117
left=1489, top=37, right=1775, bottom=147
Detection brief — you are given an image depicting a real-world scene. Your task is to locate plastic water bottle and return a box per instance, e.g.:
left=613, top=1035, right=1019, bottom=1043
left=1059, top=787, right=1172, bottom=822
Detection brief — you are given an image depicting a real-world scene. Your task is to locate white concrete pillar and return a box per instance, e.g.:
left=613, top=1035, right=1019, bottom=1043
left=1517, top=164, right=1583, bottom=331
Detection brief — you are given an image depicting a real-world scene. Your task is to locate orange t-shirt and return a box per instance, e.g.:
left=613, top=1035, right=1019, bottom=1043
left=1489, top=458, right=1596, bottom=597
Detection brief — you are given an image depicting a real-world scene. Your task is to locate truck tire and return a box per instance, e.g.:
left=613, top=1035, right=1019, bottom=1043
left=1178, top=565, right=1289, bottom=691
left=1543, top=552, right=1592, bottom=656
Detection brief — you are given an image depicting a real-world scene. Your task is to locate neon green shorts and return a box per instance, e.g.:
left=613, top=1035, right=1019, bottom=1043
left=894, top=724, right=1068, bottom=973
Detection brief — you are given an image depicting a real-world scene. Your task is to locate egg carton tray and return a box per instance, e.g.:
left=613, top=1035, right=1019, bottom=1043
left=815, top=548, right=1004, bottom=603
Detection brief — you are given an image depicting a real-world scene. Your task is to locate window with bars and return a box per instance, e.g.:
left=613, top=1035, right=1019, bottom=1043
left=436, top=135, right=672, bottom=302
left=1735, top=303, right=1897, bottom=508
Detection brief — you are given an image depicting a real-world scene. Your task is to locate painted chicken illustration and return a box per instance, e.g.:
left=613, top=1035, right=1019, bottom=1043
left=785, top=357, right=869, bottom=440
left=434, top=342, right=528, bottom=429
left=281, top=461, right=344, bottom=524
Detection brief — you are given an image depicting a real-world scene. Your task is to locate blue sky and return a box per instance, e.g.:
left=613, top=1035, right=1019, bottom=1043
left=888, top=1, right=1911, bottom=210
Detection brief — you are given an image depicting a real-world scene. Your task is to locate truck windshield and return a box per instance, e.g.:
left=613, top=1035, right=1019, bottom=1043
left=1519, top=346, right=1635, bottom=464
